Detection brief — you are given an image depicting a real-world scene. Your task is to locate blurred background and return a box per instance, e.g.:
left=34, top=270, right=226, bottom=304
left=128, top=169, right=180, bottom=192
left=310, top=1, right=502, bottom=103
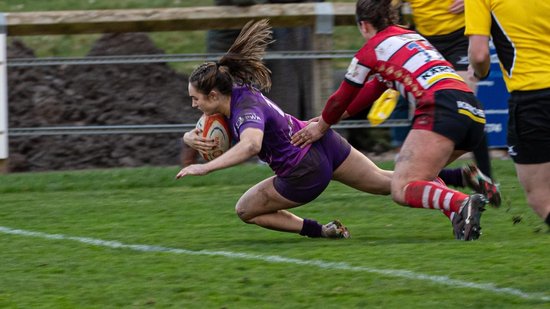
left=0, top=0, right=507, bottom=173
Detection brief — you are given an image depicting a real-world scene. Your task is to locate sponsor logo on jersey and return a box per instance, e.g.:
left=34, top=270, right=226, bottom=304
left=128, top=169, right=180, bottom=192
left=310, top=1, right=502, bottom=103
left=417, top=66, right=464, bottom=88
left=457, top=101, right=486, bottom=123
left=406, top=41, right=437, bottom=62
left=236, top=113, right=262, bottom=128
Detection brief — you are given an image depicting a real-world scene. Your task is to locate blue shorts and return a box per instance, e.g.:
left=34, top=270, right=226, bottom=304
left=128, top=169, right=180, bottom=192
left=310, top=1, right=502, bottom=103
left=273, top=129, right=351, bottom=204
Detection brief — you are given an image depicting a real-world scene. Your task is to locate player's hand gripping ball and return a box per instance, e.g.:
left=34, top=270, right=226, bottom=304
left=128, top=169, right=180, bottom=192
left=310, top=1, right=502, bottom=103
left=195, top=113, right=232, bottom=161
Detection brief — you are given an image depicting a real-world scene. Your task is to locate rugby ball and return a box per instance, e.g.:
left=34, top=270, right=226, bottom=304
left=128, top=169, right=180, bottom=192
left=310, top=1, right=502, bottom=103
left=195, top=113, right=232, bottom=161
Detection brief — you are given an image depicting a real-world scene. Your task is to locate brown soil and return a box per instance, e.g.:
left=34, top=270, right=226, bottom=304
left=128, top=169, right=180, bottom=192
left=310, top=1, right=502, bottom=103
left=6, top=33, right=202, bottom=172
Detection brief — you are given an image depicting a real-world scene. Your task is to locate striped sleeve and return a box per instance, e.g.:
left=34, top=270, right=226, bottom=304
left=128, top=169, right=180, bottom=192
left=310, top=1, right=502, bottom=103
left=344, top=57, right=371, bottom=87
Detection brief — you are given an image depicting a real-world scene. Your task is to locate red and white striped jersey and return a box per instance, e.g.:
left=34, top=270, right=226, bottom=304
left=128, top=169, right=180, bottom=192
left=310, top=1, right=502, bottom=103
left=321, top=25, right=473, bottom=125
left=348, top=25, right=471, bottom=105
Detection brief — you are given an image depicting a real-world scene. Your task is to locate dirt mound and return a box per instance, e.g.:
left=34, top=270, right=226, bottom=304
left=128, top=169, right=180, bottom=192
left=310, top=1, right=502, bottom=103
left=7, top=33, right=202, bottom=172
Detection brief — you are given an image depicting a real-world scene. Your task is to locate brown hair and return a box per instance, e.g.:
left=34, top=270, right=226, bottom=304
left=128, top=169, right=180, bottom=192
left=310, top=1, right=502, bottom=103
left=356, top=0, right=399, bottom=31
left=189, top=19, right=274, bottom=96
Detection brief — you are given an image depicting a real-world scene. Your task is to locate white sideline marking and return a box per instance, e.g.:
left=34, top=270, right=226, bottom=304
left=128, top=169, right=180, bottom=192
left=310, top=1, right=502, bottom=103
left=1, top=226, right=548, bottom=302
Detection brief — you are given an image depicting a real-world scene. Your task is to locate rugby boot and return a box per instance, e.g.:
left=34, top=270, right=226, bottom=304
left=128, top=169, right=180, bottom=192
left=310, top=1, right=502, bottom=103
left=454, top=194, right=487, bottom=241
left=462, top=164, right=502, bottom=207
left=321, top=220, right=351, bottom=239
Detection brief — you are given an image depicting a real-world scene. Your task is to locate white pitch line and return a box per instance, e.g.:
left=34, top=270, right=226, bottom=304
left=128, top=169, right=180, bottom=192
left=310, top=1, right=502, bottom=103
left=1, top=225, right=548, bottom=302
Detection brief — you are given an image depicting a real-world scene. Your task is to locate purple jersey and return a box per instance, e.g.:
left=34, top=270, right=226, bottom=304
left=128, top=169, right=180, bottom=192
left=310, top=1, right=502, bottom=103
left=229, top=86, right=311, bottom=176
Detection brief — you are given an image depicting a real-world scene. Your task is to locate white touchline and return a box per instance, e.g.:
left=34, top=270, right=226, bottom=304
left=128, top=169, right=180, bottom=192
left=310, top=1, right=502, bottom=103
left=1, top=226, right=548, bottom=302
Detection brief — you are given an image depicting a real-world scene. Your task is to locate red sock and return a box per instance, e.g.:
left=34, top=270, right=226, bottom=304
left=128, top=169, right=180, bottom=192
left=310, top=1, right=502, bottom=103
left=404, top=180, right=468, bottom=213
left=431, top=178, right=457, bottom=220
left=441, top=210, right=454, bottom=220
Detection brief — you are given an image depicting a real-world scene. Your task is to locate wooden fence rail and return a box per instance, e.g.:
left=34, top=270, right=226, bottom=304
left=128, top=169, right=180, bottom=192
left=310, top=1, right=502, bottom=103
left=4, top=3, right=355, bottom=35
left=0, top=3, right=358, bottom=172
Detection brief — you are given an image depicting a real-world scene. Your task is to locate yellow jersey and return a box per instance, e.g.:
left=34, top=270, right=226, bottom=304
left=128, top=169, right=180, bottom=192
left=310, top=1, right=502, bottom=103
left=465, top=0, right=550, bottom=91
left=404, top=0, right=465, bottom=36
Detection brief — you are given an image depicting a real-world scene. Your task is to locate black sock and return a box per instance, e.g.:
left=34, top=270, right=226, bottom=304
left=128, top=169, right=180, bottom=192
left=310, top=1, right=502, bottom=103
left=299, top=219, right=323, bottom=238
left=473, top=135, right=492, bottom=178
left=438, top=168, right=464, bottom=187
left=545, top=213, right=550, bottom=227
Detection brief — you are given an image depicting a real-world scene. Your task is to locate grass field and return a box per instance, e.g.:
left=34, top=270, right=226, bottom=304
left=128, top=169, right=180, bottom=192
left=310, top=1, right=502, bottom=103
left=0, top=159, right=548, bottom=308
left=3, top=2, right=546, bottom=307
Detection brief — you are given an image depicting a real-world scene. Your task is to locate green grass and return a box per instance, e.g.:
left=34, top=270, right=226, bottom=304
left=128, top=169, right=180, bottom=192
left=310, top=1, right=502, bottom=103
left=0, top=160, right=548, bottom=308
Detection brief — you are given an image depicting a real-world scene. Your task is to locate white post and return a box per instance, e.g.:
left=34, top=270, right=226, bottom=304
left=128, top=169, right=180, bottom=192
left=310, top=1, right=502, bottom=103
left=0, top=13, right=8, bottom=172
left=311, top=2, right=334, bottom=117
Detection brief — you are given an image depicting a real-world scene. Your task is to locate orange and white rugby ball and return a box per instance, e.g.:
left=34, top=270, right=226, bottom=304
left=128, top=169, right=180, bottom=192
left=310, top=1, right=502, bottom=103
left=196, top=113, right=232, bottom=161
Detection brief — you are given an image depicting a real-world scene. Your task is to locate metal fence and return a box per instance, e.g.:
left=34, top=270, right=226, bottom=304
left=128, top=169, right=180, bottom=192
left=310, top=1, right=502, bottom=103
left=6, top=50, right=411, bottom=137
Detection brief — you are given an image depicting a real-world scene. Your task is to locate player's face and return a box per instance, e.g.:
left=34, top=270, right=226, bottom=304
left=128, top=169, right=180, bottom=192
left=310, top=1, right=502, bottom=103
left=357, top=21, right=375, bottom=41
left=188, top=83, right=219, bottom=116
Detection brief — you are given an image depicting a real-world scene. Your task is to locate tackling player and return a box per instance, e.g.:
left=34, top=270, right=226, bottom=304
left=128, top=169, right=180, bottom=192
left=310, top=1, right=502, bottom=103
left=401, top=0, right=496, bottom=198
left=292, top=0, right=498, bottom=240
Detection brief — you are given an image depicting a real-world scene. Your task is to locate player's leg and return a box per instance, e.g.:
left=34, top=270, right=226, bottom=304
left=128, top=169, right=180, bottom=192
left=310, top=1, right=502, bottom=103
left=235, top=144, right=350, bottom=238
left=332, top=146, right=392, bottom=195
left=391, top=129, right=462, bottom=205
left=456, top=69, right=494, bottom=178
left=235, top=176, right=305, bottom=233
left=438, top=163, right=501, bottom=207
left=392, top=129, right=486, bottom=240
left=507, top=88, right=550, bottom=227
left=515, top=162, right=550, bottom=221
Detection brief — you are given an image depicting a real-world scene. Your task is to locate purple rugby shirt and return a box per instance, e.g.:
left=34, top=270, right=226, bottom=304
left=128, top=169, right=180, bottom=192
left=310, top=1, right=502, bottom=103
left=229, top=85, right=311, bottom=176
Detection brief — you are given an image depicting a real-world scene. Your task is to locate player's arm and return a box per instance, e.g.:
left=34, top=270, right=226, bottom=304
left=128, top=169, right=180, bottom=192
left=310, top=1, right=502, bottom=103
left=292, top=56, right=370, bottom=147
left=182, top=128, right=217, bottom=153
left=291, top=81, right=361, bottom=147
left=204, top=127, right=262, bottom=171
left=344, top=78, right=387, bottom=118
left=176, top=127, right=262, bottom=178
left=468, top=35, right=491, bottom=80
left=464, top=0, right=491, bottom=80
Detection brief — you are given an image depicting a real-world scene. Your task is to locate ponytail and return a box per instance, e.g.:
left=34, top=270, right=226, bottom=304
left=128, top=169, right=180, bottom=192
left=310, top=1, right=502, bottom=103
left=356, top=0, right=399, bottom=31
left=189, top=19, right=274, bottom=96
